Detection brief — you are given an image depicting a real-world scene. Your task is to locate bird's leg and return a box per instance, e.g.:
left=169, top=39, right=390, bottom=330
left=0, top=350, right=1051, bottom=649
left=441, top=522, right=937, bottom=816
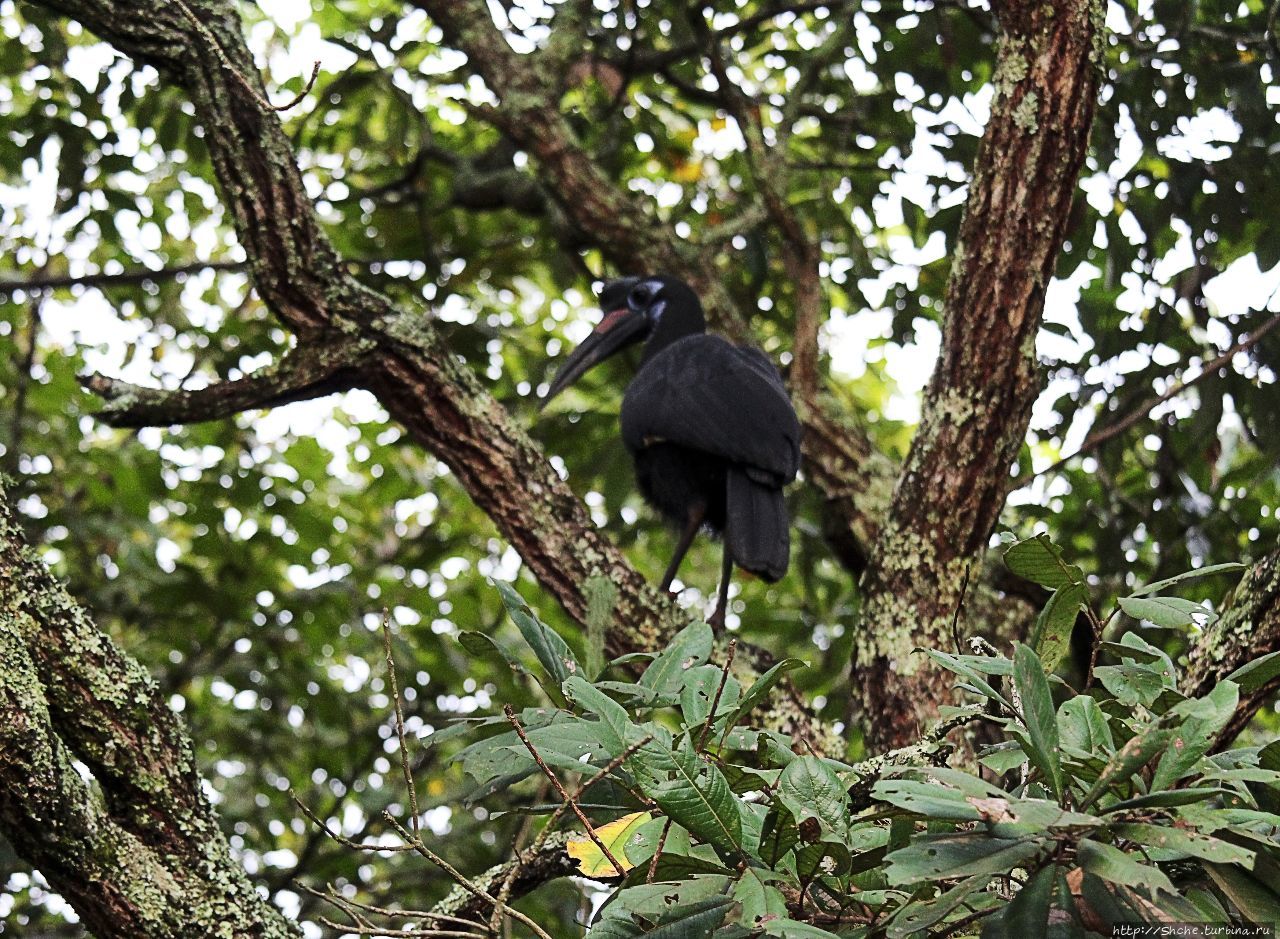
left=708, top=542, right=733, bottom=631
left=660, top=502, right=706, bottom=592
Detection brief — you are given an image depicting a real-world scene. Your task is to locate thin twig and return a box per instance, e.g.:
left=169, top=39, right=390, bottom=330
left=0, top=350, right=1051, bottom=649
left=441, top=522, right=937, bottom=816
left=382, top=611, right=421, bottom=837
left=384, top=813, right=557, bottom=939
left=696, top=639, right=736, bottom=752
left=171, top=0, right=319, bottom=112
left=645, top=818, right=673, bottom=884
left=503, top=704, right=627, bottom=877
left=1022, top=310, right=1280, bottom=484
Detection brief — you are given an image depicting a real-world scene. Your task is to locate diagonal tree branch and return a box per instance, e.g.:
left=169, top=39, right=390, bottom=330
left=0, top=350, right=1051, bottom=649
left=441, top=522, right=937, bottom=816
left=0, top=483, right=299, bottom=938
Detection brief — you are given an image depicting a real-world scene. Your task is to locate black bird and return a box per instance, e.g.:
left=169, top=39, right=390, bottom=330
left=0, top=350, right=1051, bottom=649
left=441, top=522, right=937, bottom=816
left=542, top=275, right=801, bottom=627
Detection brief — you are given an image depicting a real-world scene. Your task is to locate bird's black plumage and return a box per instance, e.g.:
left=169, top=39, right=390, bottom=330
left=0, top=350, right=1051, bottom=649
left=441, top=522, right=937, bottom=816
left=542, top=274, right=801, bottom=624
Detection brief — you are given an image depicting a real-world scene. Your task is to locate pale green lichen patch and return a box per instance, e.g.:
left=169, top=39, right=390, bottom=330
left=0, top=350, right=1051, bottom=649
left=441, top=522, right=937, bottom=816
left=1013, top=91, right=1041, bottom=133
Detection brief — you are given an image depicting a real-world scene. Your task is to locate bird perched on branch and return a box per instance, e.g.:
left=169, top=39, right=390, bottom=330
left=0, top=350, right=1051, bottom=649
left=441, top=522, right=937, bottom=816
left=542, top=274, right=801, bottom=628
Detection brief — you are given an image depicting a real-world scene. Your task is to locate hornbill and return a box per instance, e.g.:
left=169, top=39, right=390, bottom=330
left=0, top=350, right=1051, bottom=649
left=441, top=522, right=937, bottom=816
left=542, top=274, right=801, bottom=627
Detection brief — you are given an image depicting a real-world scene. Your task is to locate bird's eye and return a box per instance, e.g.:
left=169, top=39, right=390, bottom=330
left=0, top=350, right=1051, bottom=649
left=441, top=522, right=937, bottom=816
left=628, top=283, right=653, bottom=309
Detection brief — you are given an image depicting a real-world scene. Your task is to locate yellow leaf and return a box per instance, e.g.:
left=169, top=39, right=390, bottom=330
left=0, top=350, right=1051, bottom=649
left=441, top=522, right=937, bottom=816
left=672, top=159, right=703, bottom=183
left=565, top=811, right=650, bottom=877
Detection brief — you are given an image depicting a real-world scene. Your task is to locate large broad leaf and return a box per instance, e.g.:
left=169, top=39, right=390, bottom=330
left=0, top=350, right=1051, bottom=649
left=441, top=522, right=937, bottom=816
left=640, top=621, right=714, bottom=696
left=1203, top=862, right=1280, bottom=923
left=1116, top=595, right=1213, bottom=629
left=1127, top=563, right=1245, bottom=597
left=776, top=756, right=851, bottom=842
left=1079, top=716, right=1177, bottom=809
left=637, top=738, right=746, bottom=863
left=988, top=864, right=1057, bottom=937
left=1077, top=840, right=1173, bottom=893
left=1150, top=680, right=1238, bottom=791
left=1109, top=823, right=1255, bottom=866
left=1003, top=534, right=1085, bottom=589
left=495, top=580, right=580, bottom=693
left=679, top=664, right=740, bottom=732
left=871, top=779, right=982, bottom=821
left=1031, top=582, right=1089, bottom=674
left=884, top=833, right=1043, bottom=886
left=732, top=869, right=788, bottom=928
left=1226, top=649, right=1280, bottom=695
left=888, top=873, right=990, bottom=937
left=566, top=811, right=652, bottom=877
left=1094, top=663, right=1167, bottom=708
left=563, top=675, right=634, bottom=756
left=1058, top=694, right=1114, bottom=755
left=643, top=896, right=737, bottom=937
left=1015, top=643, right=1064, bottom=799
left=456, top=714, right=611, bottom=784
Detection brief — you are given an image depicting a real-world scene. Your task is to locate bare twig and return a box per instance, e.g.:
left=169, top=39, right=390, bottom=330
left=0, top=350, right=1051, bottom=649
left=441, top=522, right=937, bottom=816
left=382, top=612, right=421, bottom=837
left=503, top=704, right=627, bottom=877
left=171, top=0, right=319, bottom=112
left=1022, top=311, right=1280, bottom=484
left=696, top=639, right=736, bottom=752
left=645, top=818, right=673, bottom=884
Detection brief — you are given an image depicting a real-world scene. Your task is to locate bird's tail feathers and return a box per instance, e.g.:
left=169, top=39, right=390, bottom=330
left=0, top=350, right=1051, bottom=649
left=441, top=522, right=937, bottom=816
left=725, top=468, right=789, bottom=582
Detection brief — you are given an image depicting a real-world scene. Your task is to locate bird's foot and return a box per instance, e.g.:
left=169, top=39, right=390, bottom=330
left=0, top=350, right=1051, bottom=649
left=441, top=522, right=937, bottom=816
left=708, top=605, right=726, bottom=632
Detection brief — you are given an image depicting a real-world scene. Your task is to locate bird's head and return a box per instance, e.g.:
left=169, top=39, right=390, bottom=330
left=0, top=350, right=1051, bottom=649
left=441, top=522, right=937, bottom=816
left=541, top=274, right=704, bottom=408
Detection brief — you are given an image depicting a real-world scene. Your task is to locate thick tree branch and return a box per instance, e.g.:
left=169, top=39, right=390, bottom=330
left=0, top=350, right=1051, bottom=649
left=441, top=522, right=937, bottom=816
left=1182, top=546, right=1280, bottom=748
left=82, top=332, right=374, bottom=428
left=0, top=485, right=298, bottom=938
left=853, top=0, right=1106, bottom=748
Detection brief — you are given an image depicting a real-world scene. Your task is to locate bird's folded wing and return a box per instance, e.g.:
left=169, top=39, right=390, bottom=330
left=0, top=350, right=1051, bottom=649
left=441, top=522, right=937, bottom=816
left=620, top=334, right=801, bottom=483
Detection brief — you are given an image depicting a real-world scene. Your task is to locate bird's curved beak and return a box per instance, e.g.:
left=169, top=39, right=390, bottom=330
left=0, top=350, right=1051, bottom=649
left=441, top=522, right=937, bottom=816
left=540, top=307, right=649, bottom=409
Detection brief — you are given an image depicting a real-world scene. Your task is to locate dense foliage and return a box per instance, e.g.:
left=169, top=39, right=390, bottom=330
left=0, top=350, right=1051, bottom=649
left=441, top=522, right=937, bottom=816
left=343, top=537, right=1280, bottom=936
left=1, top=0, right=1278, bottom=934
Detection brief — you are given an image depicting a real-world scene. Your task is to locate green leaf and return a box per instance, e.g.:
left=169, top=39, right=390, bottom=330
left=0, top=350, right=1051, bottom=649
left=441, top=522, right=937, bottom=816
left=719, top=658, right=806, bottom=735
left=1127, top=563, right=1245, bottom=597
left=678, top=664, right=740, bottom=732
left=1031, top=583, right=1089, bottom=673
left=562, top=675, right=634, bottom=755
left=884, top=834, right=1042, bottom=885
left=495, top=580, right=580, bottom=693
left=1058, top=694, right=1114, bottom=755
left=871, top=779, right=981, bottom=821
left=1203, top=862, right=1280, bottom=923
left=1079, top=716, right=1176, bottom=809
left=1150, top=680, right=1238, bottom=791
left=1103, top=787, right=1232, bottom=814
left=1015, top=643, right=1064, bottom=799
left=1003, top=534, right=1085, bottom=589
left=1225, top=649, right=1280, bottom=695
left=1077, top=840, right=1173, bottom=893
left=777, top=756, right=851, bottom=841
left=1094, top=663, right=1167, bottom=708
left=762, top=920, right=842, bottom=938
left=643, top=896, right=736, bottom=937
left=1117, top=595, right=1212, bottom=629
left=457, top=630, right=528, bottom=675
left=1110, top=823, right=1255, bottom=865
left=638, top=738, right=746, bottom=863
left=640, top=622, right=714, bottom=696
left=887, top=873, right=990, bottom=937
left=732, top=869, right=788, bottom=927
left=999, top=864, right=1057, bottom=936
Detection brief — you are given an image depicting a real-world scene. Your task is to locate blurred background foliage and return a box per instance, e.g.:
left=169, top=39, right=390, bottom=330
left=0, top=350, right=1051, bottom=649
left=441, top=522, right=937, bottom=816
left=0, top=0, right=1278, bottom=934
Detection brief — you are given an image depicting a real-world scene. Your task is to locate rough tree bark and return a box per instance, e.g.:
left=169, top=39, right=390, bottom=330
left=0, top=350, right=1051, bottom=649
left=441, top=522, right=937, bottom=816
left=0, top=486, right=299, bottom=938
left=1183, top=546, right=1280, bottom=747
left=852, top=0, right=1107, bottom=749
left=10, top=0, right=1280, bottom=931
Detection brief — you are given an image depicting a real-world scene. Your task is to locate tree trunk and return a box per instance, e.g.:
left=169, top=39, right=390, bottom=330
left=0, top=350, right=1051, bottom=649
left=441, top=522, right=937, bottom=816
left=853, top=0, right=1106, bottom=749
